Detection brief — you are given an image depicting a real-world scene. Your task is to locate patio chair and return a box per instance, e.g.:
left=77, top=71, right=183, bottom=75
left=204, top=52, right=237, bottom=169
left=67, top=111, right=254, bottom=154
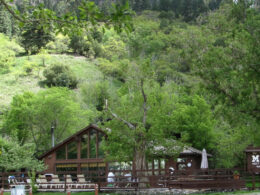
left=76, top=174, right=87, bottom=189
left=65, top=175, right=76, bottom=189
left=37, top=175, right=49, bottom=189
left=76, top=174, right=95, bottom=189
left=50, top=175, right=64, bottom=189
left=26, top=178, right=39, bottom=189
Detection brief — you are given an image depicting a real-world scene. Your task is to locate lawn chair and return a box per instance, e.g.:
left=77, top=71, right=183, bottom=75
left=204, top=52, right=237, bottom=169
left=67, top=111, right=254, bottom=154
left=26, top=178, right=39, bottom=188
left=37, top=175, right=49, bottom=189
left=65, top=175, right=76, bottom=189
left=76, top=174, right=87, bottom=189
left=50, top=175, right=64, bottom=189
left=76, top=175, right=95, bottom=189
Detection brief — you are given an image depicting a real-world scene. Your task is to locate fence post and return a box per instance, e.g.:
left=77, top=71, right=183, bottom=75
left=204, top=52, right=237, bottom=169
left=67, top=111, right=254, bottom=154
left=29, top=187, right=33, bottom=195
left=2, top=173, right=4, bottom=190
left=95, top=184, right=98, bottom=195
left=67, top=187, right=71, bottom=195
left=64, top=175, right=67, bottom=193
left=252, top=173, right=255, bottom=190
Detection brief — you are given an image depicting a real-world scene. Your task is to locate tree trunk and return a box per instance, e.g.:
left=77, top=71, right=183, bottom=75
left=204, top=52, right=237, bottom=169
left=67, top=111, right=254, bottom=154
left=134, top=148, right=148, bottom=188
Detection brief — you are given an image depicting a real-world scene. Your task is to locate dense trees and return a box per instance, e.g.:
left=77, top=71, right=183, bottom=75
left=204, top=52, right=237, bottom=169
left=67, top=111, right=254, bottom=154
left=0, top=0, right=259, bottom=171
left=2, top=87, right=95, bottom=154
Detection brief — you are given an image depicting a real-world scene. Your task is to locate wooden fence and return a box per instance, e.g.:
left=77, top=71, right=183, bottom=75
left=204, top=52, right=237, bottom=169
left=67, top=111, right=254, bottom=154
left=0, top=169, right=255, bottom=192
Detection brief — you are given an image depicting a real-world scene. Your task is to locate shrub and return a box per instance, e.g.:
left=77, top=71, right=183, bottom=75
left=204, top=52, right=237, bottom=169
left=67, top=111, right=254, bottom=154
left=43, top=64, right=78, bottom=89
left=46, top=34, right=70, bottom=54
left=0, top=49, right=15, bottom=74
left=22, top=61, right=34, bottom=75
left=69, top=34, right=91, bottom=56
left=0, top=33, right=23, bottom=74
left=97, top=58, right=129, bottom=82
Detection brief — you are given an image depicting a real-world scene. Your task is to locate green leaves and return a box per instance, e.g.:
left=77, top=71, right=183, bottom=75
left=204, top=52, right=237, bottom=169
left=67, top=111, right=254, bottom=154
left=3, top=87, right=96, bottom=155
left=0, top=138, right=45, bottom=171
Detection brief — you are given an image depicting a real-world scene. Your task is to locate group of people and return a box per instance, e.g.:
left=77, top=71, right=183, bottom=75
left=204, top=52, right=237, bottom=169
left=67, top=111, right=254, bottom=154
left=107, top=171, right=132, bottom=187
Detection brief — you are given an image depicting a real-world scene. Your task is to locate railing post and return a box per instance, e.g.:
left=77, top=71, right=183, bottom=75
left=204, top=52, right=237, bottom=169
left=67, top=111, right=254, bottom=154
left=252, top=173, right=255, bottom=190
left=67, top=187, right=71, bottom=195
left=29, top=187, right=33, bottom=195
left=95, top=184, right=98, bottom=195
left=2, top=173, right=4, bottom=190
left=64, top=175, right=67, bottom=192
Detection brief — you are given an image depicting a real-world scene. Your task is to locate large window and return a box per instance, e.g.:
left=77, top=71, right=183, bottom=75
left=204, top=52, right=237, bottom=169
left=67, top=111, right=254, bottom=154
left=56, top=164, right=77, bottom=172
left=90, top=130, right=97, bottom=158
left=56, top=145, right=66, bottom=160
left=68, top=141, right=77, bottom=159
left=98, top=132, right=105, bottom=158
left=81, top=134, right=88, bottom=159
left=80, top=163, right=106, bottom=182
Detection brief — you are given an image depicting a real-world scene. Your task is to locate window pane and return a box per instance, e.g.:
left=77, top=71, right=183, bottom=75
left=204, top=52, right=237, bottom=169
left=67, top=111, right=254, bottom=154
left=160, top=159, right=165, bottom=169
left=89, top=163, right=98, bottom=182
left=68, top=141, right=77, bottom=159
left=56, top=145, right=66, bottom=160
left=56, top=164, right=77, bottom=172
left=98, top=132, right=105, bottom=158
left=81, top=134, right=88, bottom=159
left=90, top=130, right=97, bottom=158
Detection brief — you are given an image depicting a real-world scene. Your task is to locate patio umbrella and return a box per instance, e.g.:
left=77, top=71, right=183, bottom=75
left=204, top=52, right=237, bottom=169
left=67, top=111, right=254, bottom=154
left=200, top=148, right=208, bottom=169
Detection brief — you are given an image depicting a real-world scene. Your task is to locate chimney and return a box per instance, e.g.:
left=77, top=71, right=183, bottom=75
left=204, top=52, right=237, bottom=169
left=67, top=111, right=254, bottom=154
left=51, top=126, right=55, bottom=147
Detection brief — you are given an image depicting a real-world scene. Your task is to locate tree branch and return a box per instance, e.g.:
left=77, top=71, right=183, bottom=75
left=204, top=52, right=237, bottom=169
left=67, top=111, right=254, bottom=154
left=140, top=79, right=147, bottom=128
left=0, top=0, right=25, bottom=22
left=108, top=108, right=135, bottom=130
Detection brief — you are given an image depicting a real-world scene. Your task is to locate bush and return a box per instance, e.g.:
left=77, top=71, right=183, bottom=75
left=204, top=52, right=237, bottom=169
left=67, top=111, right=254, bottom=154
left=0, top=33, right=23, bottom=74
left=46, top=34, right=70, bottom=54
left=69, top=34, right=91, bottom=56
left=22, top=61, right=35, bottom=75
left=97, top=58, right=129, bottom=82
left=0, top=49, right=15, bottom=74
left=43, top=64, right=78, bottom=89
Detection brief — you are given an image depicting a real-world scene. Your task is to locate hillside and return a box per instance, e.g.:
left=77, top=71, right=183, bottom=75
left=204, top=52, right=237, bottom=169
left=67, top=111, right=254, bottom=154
left=0, top=54, right=104, bottom=110
left=0, top=0, right=259, bottom=171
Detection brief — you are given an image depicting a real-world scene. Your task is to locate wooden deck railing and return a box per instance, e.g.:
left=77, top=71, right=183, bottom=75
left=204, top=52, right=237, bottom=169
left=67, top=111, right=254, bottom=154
left=0, top=169, right=253, bottom=191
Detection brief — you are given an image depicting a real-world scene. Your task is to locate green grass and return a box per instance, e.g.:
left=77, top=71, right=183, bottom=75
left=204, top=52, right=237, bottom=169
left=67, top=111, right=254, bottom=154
left=0, top=54, right=103, bottom=110
left=3, top=193, right=117, bottom=195
left=3, top=191, right=260, bottom=195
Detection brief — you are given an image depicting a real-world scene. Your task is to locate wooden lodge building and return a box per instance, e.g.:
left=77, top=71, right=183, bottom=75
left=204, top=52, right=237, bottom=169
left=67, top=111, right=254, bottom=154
left=39, top=124, right=211, bottom=181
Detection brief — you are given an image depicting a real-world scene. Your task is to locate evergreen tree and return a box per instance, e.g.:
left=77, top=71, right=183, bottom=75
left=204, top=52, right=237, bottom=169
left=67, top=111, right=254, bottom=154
left=0, top=5, right=13, bottom=37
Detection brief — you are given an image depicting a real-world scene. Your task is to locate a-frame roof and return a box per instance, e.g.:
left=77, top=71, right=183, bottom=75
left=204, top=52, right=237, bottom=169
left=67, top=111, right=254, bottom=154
left=38, top=124, right=106, bottom=160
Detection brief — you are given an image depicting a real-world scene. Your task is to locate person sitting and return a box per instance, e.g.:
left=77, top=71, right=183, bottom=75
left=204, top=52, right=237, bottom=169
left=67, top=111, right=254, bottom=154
left=8, top=176, right=16, bottom=184
left=124, top=172, right=132, bottom=187
left=107, top=172, right=115, bottom=187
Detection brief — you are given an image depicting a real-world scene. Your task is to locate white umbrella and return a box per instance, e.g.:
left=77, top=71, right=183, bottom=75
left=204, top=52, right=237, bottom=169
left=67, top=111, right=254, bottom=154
left=200, top=148, right=208, bottom=169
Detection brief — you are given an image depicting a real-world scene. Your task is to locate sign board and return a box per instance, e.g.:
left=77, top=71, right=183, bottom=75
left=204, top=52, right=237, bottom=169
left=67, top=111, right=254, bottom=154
left=245, top=146, right=260, bottom=173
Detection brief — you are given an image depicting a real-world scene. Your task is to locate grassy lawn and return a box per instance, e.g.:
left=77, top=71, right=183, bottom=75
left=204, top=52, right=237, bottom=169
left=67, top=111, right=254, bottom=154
left=0, top=54, right=103, bottom=109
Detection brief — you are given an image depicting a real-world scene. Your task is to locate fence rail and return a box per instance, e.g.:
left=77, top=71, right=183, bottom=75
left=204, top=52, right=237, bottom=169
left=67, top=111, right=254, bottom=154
left=0, top=169, right=255, bottom=191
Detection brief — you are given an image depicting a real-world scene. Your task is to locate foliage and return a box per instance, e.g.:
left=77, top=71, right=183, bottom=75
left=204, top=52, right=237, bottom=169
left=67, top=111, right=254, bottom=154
left=80, top=81, right=110, bottom=112
left=1, top=0, right=134, bottom=36
left=101, top=59, right=214, bottom=168
left=0, top=33, right=23, bottom=74
left=46, top=34, right=70, bottom=54
left=0, top=137, right=45, bottom=171
left=20, top=19, right=54, bottom=54
left=43, top=63, right=78, bottom=89
left=28, top=169, right=38, bottom=193
left=102, top=34, right=127, bottom=60
left=97, top=58, right=129, bottom=82
left=2, top=87, right=95, bottom=154
left=69, top=34, right=92, bottom=56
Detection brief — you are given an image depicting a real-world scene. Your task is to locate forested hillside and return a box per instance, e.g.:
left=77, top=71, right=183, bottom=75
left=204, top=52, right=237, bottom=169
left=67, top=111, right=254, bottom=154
left=0, top=0, right=259, bottom=171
